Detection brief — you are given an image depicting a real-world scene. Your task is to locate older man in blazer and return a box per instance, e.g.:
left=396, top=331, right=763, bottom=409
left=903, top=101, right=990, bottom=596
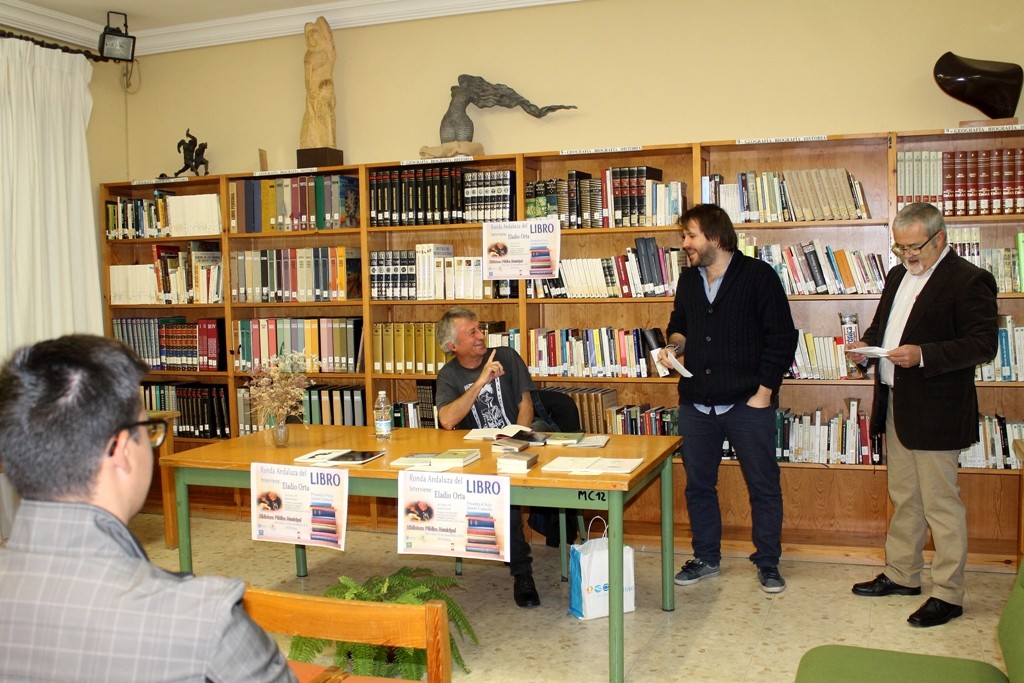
left=848, top=202, right=998, bottom=628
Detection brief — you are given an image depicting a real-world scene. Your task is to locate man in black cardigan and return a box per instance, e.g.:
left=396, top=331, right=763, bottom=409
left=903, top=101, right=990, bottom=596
left=849, top=202, right=998, bottom=627
left=662, top=204, right=798, bottom=594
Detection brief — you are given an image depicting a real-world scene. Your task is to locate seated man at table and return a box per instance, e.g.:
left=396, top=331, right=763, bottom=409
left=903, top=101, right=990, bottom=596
left=435, top=306, right=543, bottom=608
left=0, top=335, right=296, bottom=682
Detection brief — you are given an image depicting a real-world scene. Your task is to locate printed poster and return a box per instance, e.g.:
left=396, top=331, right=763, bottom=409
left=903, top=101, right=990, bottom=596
left=250, top=463, right=349, bottom=551
left=482, top=219, right=561, bottom=280
left=397, top=470, right=511, bottom=562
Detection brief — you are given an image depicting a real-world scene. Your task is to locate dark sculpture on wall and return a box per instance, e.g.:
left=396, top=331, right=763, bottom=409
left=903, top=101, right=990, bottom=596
left=933, top=52, right=1023, bottom=120
left=422, top=74, right=576, bottom=158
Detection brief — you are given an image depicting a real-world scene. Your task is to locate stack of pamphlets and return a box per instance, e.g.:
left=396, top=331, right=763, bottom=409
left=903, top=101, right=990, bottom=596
left=496, top=452, right=539, bottom=473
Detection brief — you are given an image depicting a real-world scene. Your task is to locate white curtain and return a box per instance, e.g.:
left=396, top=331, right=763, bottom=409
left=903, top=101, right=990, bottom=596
left=0, top=40, right=101, bottom=537
left=0, top=39, right=102, bottom=358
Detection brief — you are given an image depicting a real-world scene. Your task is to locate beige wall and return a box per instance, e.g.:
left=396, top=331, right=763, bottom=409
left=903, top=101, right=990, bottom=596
left=88, top=0, right=1024, bottom=183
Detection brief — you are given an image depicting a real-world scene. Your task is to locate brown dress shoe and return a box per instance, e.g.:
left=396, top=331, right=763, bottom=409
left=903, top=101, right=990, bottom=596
left=851, top=573, right=921, bottom=597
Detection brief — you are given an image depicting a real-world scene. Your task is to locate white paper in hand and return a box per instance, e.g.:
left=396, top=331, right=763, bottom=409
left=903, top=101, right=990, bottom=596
left=847, top=346, right=889, bottom=358
left=665, top=352, right=692, bottom=377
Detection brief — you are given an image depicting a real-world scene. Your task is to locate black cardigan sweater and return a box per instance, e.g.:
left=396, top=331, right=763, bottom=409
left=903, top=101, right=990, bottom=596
left=666, top=251, right=798, bottom=406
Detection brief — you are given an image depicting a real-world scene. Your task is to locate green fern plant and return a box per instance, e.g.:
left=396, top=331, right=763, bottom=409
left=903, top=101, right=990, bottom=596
left=288, top=567, right=478, bottom=678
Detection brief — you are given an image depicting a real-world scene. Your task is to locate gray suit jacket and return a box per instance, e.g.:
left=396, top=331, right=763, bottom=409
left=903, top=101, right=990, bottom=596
left=0, top=500, right=295, bottom=683
left=863, top=251, right=998, bottom=451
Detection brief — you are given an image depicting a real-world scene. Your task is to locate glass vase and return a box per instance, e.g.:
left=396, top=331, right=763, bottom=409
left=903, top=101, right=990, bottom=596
left=272, top=422, right=289, bottom=447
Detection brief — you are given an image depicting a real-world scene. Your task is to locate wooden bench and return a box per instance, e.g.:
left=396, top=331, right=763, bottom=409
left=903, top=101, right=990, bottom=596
left=243, top=588, right=452, bottom=683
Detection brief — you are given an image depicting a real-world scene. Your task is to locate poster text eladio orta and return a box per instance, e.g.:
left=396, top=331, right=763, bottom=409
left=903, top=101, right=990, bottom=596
left=397, top=470, right=511, bottom=562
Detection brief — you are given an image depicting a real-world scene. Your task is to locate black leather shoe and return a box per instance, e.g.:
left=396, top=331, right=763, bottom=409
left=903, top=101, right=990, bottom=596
left=908, top=597, right=963, bottom=627
left=852, top=573, right=922, bottom=597
left=513, top=574, right=541, bottom=608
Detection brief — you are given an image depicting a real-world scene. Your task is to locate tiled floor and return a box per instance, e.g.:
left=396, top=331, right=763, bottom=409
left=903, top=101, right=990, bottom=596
left=130, top=514, right=1013, bottom=682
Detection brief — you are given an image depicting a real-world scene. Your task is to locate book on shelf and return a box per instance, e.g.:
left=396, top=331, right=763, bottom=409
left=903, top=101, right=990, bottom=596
left=541, top=456, right=642, bottom=474
left=496, top=452, right=539, bottom=473
left=293, top=449, right=385, bottom=465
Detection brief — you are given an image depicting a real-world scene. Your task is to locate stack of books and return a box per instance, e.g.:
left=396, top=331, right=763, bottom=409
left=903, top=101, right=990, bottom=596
left=389, top=448, right=481, bottom=470
left=496, top=452, right=538, bottom=473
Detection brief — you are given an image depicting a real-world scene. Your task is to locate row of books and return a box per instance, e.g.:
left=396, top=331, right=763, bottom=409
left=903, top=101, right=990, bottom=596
left=368, top=166, right=515, bottom=226
left=391, top=399, right=438, bottom=429
left=228, top=247, right=361, bottom=304
left=959, top=414, right=1024, bottom=470
left=528, top=240, right=687, bottom=299
left=236, top=384, right=365, bottom=434
left=369, top=250, right=515, bottom=301
left=896, top=149, right=1024, bottom=217
left=371, top=321, right=448, bottom=375
left=777, top=403, right=1023, bottom=469
left=788, top=331, right=858, bottom=381
left=978, top=314, right=1024, bottom=383
left=525, top=326, right=665, bottom=379
left=233, top=317, right=363, bottom=375
left=535, top=386, right=618, bottom=434
left=787, top=320, right=1023, bottom=383
left=524, top=168, right=687, bottom=229
left=605, top=404, right=679, bottom=437
left=105, top=191, right=222, bottom=240
left=113, top=317, right=226, bottom=372
left=142, top=381, right=231, bottom=440
left=775, top=402, right=878, bottom=465
left=755, top=240, right=887, bottom=296
left=705, top=167, right=870, bottom=224
left=150, top=242, right=223, bottom=305
left=227, top=174, right=360, bottom=233
left=110, top=252, right=224, bottom=307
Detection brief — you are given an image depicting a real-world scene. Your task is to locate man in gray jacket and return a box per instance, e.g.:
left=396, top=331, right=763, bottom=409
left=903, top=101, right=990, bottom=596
left=0, top=335, right=296, bottom=682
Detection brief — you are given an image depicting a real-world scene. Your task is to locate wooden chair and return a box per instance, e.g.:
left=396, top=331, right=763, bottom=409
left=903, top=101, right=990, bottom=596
left=243, top=588, right=452, bottom=683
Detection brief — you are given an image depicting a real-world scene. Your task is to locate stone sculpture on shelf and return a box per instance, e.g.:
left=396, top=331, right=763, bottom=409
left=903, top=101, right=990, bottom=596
left=421, top=74, right=576, bottom=158
left=298, top=16, right=343, bottom=167
left=933, top=52, right=1023, bottom=120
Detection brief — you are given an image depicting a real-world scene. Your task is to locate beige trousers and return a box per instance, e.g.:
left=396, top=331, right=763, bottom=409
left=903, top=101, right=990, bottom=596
left=883, top=398, right=967, bottom=605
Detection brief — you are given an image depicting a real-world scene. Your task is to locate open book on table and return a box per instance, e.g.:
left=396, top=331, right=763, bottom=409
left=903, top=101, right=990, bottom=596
left=465, top=426, right=547, bottom=444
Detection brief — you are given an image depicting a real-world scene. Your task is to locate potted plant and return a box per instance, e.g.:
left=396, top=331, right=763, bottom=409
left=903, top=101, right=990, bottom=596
left=246, top=351, right=318, bottom=446
left=288, top=567, right=478, bottom=678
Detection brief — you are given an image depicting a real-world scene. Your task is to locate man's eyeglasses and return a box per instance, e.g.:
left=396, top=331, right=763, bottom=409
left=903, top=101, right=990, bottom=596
left=891, top=231, right=939, bottom=257
left=117, top=418, right=169, bottom=448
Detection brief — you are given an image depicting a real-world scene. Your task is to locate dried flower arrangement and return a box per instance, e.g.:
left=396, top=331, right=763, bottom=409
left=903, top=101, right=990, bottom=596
left=246, top=352, right=319, bottom=426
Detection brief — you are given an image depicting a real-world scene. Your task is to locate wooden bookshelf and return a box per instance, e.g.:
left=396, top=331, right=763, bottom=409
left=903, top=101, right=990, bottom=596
left=101, top=126, right=1024, bottom=567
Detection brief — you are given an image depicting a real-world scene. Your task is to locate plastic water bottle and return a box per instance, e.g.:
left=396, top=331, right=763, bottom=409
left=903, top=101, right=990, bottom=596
left=374, top=390, right=392, bottom=441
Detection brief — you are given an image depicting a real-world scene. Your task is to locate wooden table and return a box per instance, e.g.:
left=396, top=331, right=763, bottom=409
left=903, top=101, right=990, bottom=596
left=146, top=410, right=179, bottom=548
left=161, top=425, right=680, bottom=683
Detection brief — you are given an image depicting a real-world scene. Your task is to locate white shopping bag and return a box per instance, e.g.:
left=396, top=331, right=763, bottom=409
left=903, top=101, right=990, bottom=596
left=568, top=517, right=635, bottom=620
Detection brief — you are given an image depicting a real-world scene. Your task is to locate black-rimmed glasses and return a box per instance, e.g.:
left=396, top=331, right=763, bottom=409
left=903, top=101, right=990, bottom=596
left=890, top=231, right=939, bottom=257
left=118, top=418, right=168, bottom=448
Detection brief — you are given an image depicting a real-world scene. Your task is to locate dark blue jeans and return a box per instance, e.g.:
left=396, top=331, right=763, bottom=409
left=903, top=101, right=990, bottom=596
left=678, top=402, right=783, bottom=567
